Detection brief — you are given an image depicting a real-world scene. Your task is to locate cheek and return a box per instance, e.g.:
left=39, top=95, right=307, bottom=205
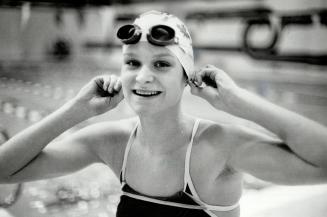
left=166, top=79, right=185, bottom=97
left=120, top=68, right=133, bottom=82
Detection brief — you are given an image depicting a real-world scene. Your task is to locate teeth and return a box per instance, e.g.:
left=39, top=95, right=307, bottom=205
left=135, top=90, right=160, bottom=96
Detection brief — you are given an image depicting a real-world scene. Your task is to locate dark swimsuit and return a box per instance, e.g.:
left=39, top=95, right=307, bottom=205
left=116, top=119, right=239, bottom=217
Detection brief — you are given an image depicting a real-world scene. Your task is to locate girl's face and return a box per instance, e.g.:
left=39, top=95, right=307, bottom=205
left=120, top=42, right=186, bottom=115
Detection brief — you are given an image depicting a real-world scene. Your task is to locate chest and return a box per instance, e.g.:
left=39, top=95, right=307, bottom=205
left=124, top=140, right=233, bottom=200
left=125, top=142, right=187, bottom=196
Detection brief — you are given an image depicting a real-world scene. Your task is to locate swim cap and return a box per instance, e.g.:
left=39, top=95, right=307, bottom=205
left=122, top=10, right=194, bottom=78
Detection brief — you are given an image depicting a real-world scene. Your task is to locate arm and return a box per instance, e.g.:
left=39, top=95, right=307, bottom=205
left=228, top=125, right=327, bottom=185
left=189, top=65, right=327, bottom=184
left=0, top=75, right=124, bottom=183
left=228, top=88, right=327, bottom=169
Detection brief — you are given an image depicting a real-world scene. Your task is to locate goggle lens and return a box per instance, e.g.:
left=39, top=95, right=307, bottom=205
left=117, top=24, right=176, bottom=46
left=151, top=25, right=175, bottom=41
left=117, top=24, right=141, bottom=44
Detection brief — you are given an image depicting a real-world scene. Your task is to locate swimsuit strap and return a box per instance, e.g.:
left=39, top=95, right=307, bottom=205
left=183, top=118, right=201, bottom=190
left=121, top=121, right=139, bottom=183
left=183, top=119, right=240, bottom=212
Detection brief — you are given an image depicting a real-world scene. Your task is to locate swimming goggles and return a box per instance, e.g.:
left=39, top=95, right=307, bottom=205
left=117, top=24, right=178, bottom=46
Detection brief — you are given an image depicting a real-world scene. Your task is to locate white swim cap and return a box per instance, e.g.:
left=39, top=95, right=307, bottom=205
left=121, top=10, right=194, bottom=78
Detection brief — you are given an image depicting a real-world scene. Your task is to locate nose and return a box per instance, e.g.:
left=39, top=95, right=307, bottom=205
left=135, top=65, right=154, bottom=84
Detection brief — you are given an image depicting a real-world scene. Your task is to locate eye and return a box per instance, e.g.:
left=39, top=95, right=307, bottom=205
left=154, top=61, right=171, bottom=69
left=124, top=59, right=141, bottom=68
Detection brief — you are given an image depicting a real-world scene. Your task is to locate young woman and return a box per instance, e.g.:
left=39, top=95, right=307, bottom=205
left=1, top=11, right=327, bottom=217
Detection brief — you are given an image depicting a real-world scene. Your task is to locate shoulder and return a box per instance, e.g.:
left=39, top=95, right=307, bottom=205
left=66, top=117, right=138, bottom=154
left=69, top=117, right=138, bottom=173
left=193, top=119, right=241, bottom=164
left=85, top=117, right=138, bottom=141
left=195, top=118, right=282, bottom=167
left=197, top=118, right=281, bottom=147
left=195, top=119, right=246, bottom=148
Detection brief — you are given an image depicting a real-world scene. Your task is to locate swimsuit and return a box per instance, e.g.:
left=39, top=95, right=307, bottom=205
left=117, top=119, right=239, bottom=217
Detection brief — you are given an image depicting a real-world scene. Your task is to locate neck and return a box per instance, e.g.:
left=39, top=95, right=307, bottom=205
left=137, top=107, right=192, bottom=154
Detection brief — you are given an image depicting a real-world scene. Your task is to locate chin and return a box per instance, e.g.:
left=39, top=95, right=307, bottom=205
left=130, top=104, right=159, bottom=116
left=126, top=93, right=182, bottom=116
left=126, top=95, right=159, bottom=112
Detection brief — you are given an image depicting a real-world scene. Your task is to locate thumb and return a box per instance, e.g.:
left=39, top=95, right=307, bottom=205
left=188, top=80, right=206, bottom=97
left=189, top=80, right=217, bottom=99
left=188, top=80, right=202, bottom=96
left=110, top=89, right=124, bottom=107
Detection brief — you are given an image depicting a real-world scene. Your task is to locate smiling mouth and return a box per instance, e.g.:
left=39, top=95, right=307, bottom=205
left=132, top=89, right=162, bottom=97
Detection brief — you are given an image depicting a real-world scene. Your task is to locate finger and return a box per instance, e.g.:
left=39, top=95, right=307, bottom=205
left=202, top=76, right=217, bottom=89
left=188, top=70, right=197, bottom=82
left=202, top=68, right=218, bottom=80
left=195, top=85, right=220, bottom=105
left=92, top=76, right=105, bottom=92
left=194, top=68, right=215, bottom=88
left=196, top=65, right=218, bottom=81
left=194, top=69, right=203, bottom=86
left=108, top=76, right=118, bottom=93
left=199, top=69, right=219, bottom=88
left=188, top=79, right=202, bottom=95
left=114, top=79, right=122, bottom=92
left=103, top=76, right=111, bottom=91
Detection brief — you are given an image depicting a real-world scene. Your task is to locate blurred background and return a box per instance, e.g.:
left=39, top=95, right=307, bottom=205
left=1, top=0, right=327, bottom=216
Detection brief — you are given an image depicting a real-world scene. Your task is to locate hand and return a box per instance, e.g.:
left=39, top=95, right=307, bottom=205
left=188, top=64, right=240, bottom=111
left=74, top=74, right=124, bottom=116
